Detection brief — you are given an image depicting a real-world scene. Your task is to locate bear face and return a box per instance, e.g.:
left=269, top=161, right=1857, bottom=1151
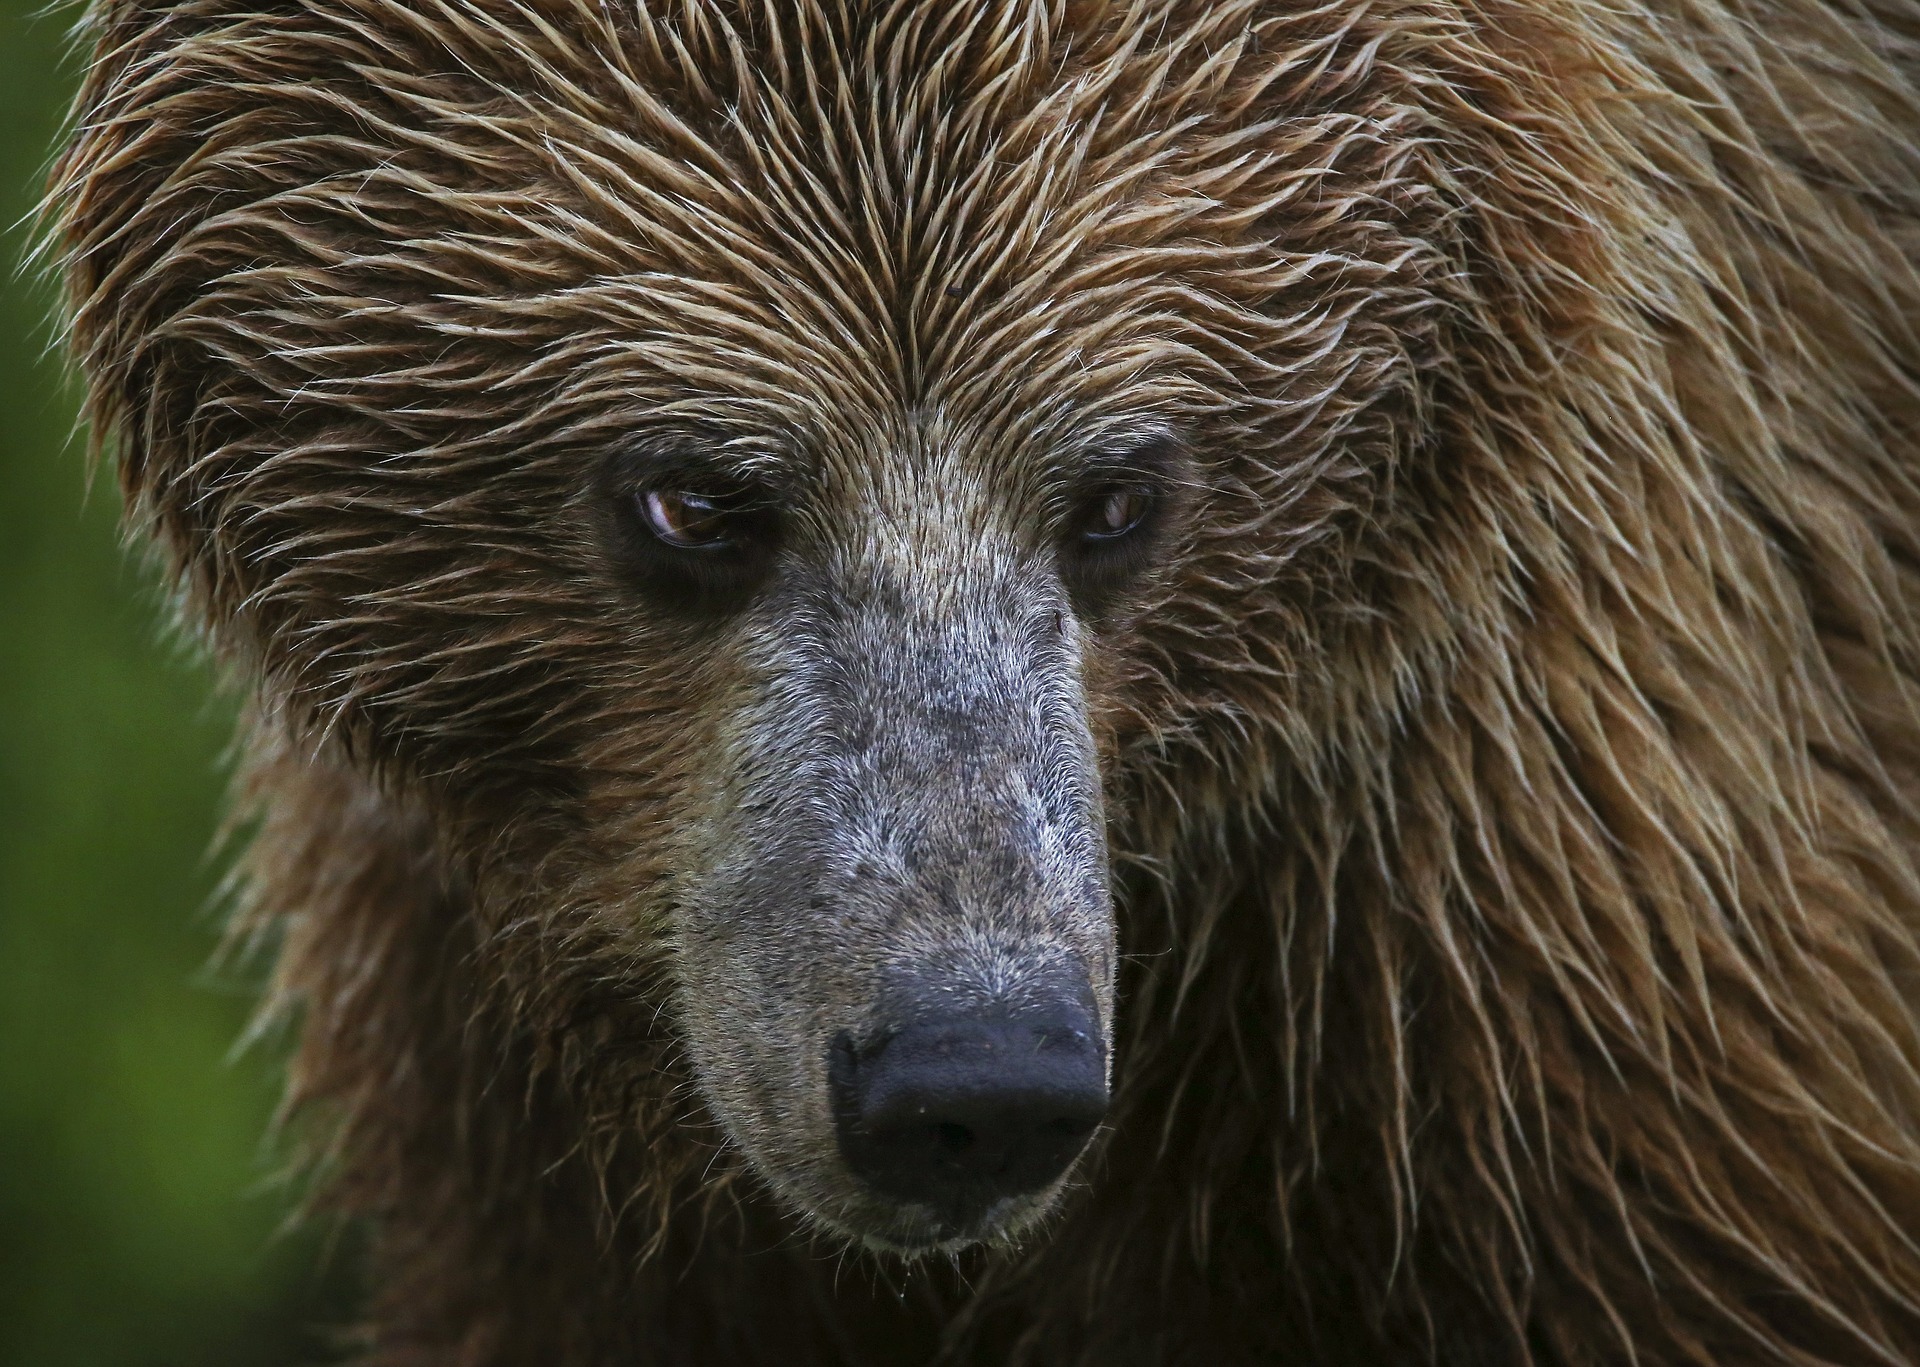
left=54, top=0, right=1458, bottom=1254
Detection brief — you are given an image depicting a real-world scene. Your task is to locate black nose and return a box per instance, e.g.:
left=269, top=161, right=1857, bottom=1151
left=829, top=1006, right=1108, bottom=1224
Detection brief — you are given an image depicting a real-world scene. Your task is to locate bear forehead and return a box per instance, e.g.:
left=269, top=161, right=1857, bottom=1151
left=135, top=0, right=1449, bottom=448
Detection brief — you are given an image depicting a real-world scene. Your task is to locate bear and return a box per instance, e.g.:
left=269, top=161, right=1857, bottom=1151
left=46, top=0, right=1920, bottom=1362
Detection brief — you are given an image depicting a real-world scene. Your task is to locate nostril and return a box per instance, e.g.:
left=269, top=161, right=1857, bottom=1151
left=935, top=1122, right=974, bottom=1154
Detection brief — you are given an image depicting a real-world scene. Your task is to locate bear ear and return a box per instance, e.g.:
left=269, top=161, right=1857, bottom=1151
left=47, top=16, right=189, bottom=516
left=45, top=3, right=475, bottom=634
left=46, top=2, right=307, bottom=616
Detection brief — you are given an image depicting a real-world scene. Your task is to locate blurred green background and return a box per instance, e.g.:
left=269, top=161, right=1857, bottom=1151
left=1, top=2, right=351, bottom=1361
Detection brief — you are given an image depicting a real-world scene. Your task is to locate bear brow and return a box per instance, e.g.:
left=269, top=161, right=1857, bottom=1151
left=1071, top=429, right=1188, bottom=488
left=603, top=431, right=802, bottom=499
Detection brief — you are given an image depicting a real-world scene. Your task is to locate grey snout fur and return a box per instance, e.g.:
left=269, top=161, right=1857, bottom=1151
left=674, top=558, right=1116, bottom=1250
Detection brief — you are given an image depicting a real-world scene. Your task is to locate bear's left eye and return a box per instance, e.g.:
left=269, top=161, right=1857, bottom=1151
left=1074, top=486, right=1154, bottom=544
left=1058, top=478, right=1169, bottom=613
left=638, top=489, right=749, bottom=549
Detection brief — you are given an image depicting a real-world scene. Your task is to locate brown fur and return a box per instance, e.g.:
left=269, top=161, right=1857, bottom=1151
left=46, top=0, right=1920, bottom=1361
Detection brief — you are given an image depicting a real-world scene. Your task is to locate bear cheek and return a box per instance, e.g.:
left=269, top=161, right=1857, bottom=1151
left=664, top=879, right=862, bottom=1175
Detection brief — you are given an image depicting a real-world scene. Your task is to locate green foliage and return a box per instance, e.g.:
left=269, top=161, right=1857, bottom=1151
left=0, top=4, right=346, bottom=1360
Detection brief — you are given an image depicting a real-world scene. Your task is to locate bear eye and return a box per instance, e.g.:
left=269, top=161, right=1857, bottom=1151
left=1075, top=486, right=1154, bottom=543
left=638, top=489, right=743, bottom=549
left=1058, top=478, right=1170, bottom=614
left=597, top=460, right=782, bottom=615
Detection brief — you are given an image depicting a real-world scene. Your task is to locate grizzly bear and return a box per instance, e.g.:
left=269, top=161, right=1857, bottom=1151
left=47, top=0, right=1920, bottom=1361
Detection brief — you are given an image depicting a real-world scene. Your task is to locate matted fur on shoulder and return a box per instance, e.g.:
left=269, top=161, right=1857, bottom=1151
left=46, top=0, right=1920, bottom=1363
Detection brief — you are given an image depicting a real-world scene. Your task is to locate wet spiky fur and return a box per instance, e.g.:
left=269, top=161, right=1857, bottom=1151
left=46, top=0, right=1920, bottom=1362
